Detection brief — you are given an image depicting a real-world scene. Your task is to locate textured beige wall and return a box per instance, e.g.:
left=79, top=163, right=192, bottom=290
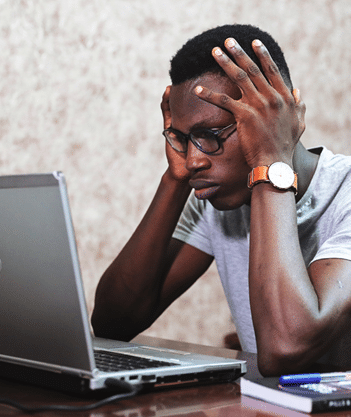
left=1, top=0, right=350, bottom=347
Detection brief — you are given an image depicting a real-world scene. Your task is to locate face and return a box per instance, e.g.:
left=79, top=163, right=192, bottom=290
left=169, top=73, right=252, bottom=210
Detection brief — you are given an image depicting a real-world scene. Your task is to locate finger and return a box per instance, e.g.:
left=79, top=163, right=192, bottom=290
left=223, top=38, right=272, bottom=93
left=194, top=84, right=244, bottom=116
left=211, top=46, right=258, bottom=97
left=161, top=85, right=172, bottom=129
left=250, top=39, right=289, bottom=93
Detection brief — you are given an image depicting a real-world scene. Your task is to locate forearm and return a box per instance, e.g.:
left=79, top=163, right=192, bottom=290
left=249, top=183, right=322, bottom=374
left=92, top=169, right=191, bottom=340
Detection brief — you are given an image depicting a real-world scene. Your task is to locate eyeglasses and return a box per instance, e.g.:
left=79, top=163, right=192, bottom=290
left=162, top=123, right=236, bottom=155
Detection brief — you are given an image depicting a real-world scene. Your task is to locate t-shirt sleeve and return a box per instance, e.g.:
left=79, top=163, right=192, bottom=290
left=312, top=207, right=351, bottom=263
left=172, top=193, right=214, bottom=256
left=311, top=179, right=351, bottom=264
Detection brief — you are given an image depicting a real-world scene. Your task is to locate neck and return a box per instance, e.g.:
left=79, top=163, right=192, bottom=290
left=293, top=142, right=320, bottom=202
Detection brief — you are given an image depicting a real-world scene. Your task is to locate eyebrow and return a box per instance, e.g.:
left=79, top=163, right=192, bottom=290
left=191, top=116, right=227, bottom=130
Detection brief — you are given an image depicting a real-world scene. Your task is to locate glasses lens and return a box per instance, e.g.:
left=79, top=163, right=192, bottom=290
left=191, top=130, right=220, bottom=153
left=163, top=130, right=187, bottom=153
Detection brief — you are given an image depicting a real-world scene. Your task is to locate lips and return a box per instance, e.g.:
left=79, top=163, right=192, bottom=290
left=189, top=179, right=220, bottom=200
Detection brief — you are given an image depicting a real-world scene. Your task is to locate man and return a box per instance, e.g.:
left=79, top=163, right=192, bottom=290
left=92, top=24, right=351, bottom=376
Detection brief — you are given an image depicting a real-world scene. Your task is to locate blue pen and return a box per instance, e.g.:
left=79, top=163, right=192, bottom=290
left=279, top=372, right=351, bottom=385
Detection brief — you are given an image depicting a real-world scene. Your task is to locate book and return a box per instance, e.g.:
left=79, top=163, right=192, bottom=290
left=240, top=375, right=351, bottom=413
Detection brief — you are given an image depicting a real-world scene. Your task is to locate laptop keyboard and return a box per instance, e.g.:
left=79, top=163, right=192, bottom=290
left=94, top=350, right=179, bottom=373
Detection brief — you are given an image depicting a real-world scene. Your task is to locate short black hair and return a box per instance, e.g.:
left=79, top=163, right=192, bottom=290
left=170, top=24, right=292, bottom=89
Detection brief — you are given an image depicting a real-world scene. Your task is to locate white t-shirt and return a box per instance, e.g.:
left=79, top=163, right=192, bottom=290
left=173, top=147, right=351, bottom=367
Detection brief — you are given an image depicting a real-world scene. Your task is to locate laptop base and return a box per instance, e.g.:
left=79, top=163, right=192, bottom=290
left=0, top=359, right=245, bottom=397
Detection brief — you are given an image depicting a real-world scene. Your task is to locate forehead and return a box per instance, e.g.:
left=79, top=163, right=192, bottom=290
left=169, top=73, right=241, bottom=132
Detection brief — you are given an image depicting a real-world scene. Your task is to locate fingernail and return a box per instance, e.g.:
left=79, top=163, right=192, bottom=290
left=293, top=88, right=300, bottom=102
left=253, top=39, right=263, bottom=47
left=225, top=38, right=236, bottom=48
left=213, top=47, right=223, bottom=57
left=195, top=86, right=203, bottom=94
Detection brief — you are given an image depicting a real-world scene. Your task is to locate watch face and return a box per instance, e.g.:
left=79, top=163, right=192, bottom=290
left=268, top=162, right=295, bottom=190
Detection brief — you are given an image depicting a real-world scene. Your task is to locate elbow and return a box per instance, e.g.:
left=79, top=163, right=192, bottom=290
left=257, top=351, right=297, bottom=377
left=257, top=344, right=306, bottom=377
left=91, top=305, right=133, bottom=342
left=256, top=331, right=321, bottom=377
left=91, top=277, right=162, bottom=341
left=255, top=306, right=340, bottom=376
left=91, top=302, right=154, bottom=342
left=91, top=308, right=116, bottom=340
left=91, top=279, right=138, bottom=341
left=91, top=312, right=135, bottom=342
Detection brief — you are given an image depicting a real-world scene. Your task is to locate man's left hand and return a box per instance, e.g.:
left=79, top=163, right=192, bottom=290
left=194, top=38, right=306, bottom=169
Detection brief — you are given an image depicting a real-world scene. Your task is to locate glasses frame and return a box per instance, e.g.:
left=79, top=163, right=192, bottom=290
left=162, top=123, right=235, bottom=155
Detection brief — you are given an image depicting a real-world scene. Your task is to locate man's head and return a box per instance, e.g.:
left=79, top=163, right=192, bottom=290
left=170, top=24, right=292, bottom=90
left=165, top=24, right=296, bottom=211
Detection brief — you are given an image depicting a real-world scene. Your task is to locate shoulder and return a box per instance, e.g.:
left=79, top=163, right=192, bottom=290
left=297, top=147, right=351, bottom=229
left=316, top=146, right=351, bottom=175
left=308, top=147, right=351, bottom=195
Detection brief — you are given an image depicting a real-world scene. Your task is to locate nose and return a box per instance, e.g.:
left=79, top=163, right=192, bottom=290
left=185, top=141, right=211, bottom=173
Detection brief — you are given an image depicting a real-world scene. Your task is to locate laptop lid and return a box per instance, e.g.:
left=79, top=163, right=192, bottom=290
left=0, top=172, right=96, bottom=377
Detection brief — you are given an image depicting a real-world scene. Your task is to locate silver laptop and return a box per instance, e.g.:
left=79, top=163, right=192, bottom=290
left=0, top=172, right=246, bottom=394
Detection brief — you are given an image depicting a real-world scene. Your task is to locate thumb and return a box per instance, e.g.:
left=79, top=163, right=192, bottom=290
left=161, top=85, right=172, bottom=130
left=293, top=88, right=306, bottom=140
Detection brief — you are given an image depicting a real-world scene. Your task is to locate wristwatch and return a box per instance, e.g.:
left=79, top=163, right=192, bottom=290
left=247, top=162, right=298, bottom=194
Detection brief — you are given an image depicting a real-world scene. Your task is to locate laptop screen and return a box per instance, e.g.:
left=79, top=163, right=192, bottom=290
left=0, top=173, right=95, bottom=373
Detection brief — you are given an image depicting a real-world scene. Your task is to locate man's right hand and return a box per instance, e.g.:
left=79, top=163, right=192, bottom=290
left=161, top=86, right=192, bottom=183
left=93, top=85, right=205, bottom=341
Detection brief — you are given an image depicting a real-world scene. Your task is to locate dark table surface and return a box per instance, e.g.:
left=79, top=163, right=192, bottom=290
left=0, top=335, right=346, bottom=416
